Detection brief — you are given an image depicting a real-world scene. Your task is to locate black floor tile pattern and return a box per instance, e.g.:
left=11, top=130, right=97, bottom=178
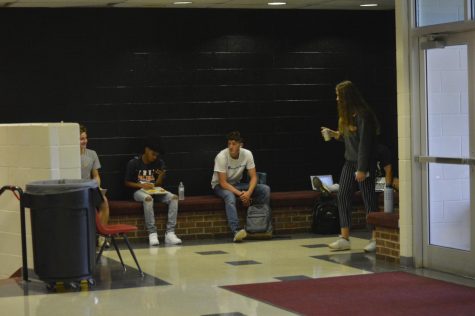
left=274, top=275, right=312, bottom=281
left=0, top=257, right=169, bottom=297
left=201, top=313, right=246, bottom=316
left=301, top=243, right=328, bottom=248
left=312, top=252, right=400, bottom=273
left=196, top=251, right=228, bottom=255
left=225, top=260, right=261, bottom=266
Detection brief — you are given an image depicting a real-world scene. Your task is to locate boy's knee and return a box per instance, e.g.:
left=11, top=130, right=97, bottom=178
left=223, top=193, right=236, bottom=204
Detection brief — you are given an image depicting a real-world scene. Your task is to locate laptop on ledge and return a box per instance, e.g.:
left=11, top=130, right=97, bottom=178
left=310, top=175, right=334, bottom=191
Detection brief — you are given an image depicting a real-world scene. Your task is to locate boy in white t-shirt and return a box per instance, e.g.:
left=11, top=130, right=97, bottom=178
left=211, top=131, right=270, bottom=242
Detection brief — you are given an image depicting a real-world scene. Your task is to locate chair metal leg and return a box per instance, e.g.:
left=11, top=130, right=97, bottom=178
left=110, top=236, right=126, bottom=272
left=96, top=235, right=107, bottom=264
left=122, top=234, right=144, bottom=277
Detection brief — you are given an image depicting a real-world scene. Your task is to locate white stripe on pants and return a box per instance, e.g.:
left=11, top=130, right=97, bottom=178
left=337, top=160, right=377, bottom=229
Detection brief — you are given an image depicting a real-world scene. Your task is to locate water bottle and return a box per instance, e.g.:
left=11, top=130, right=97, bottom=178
left=178, top=182, right=185, bottom=201
left=384, top=185, right=394, bottom=213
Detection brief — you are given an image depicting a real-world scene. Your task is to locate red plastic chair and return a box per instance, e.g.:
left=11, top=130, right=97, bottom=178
left=95, top=212, right=143, bottom=276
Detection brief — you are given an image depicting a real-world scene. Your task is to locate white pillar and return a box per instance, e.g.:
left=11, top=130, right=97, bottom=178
left=0, top=123, right=80, bottom=279
left=395, top=0, right=415, bottom=265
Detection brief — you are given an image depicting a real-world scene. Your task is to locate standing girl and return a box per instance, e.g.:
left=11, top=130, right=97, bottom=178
left=321, top=81, right=379, bottom=252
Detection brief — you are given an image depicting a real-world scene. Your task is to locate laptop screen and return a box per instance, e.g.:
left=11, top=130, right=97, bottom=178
left=310, top=175, right=334, bottom=190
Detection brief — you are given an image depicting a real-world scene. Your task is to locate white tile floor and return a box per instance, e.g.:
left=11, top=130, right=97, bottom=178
left=1, top=233, right=473, bottom=316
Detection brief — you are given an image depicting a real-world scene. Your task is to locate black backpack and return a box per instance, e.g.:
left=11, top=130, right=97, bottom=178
left=311, top=196, right=340, bottom=235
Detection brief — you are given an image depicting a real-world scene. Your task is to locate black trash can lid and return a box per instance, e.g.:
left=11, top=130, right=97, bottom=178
left=25, top=179, right=98, bottom=195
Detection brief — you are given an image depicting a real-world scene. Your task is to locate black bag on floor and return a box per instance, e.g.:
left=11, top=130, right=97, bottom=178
left=311, top=197, right=340, bottom=235
left=245, top=203, right=273, bottom=238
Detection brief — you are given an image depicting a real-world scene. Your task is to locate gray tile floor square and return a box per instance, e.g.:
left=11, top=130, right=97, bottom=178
left=0, top=257, right=170, bottom=297
left=225, top=260, right=261, bottom=266
left=201, top=313, right=246, bottom=316
left=274, top=275, right=312, bottom=281
left=196, top=251, right=228, bottom=255
left=301, top=243, right=328, bottom=248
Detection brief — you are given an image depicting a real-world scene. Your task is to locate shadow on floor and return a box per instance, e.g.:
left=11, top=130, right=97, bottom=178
left=0, top=256, right=168, bottom=297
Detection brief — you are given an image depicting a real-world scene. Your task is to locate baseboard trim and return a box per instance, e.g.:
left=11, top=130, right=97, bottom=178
left=399, top=256, right=414, bottom=268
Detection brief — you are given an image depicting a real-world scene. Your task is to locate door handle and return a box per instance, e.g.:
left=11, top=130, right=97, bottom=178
left=415, top=156, right=475, bottom=165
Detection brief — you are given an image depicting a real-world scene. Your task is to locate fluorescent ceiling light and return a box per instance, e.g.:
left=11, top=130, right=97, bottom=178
left=360, top=3, right=378, bottom=6
left=173, top=1, right=192, bottom=4
left=268, top=2, right=286, bottom=5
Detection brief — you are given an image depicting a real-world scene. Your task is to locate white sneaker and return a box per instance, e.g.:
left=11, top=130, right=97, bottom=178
left=233, top=229, right=247, bottom=242
left=328, top=236, right=351, bottom=251
left=165, top=232, right=182, bottom=245
left=98, top=236, right=106, bottom=248
left=364, top=239, right=376, bottom=253
left=97, top=236, right=111, bottom=249
left=149, top=233, right=159, bottom=246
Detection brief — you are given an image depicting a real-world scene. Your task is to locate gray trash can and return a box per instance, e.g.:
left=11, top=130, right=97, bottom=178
left=22, top=179, right=101, bottom=287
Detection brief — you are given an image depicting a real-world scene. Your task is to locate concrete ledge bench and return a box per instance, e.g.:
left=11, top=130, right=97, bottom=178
left=108, top=190, right=392, bottom=241
left=367, top=211, right=400, bottom=262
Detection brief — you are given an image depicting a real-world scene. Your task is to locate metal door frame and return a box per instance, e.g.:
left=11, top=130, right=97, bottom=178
left=416, top=31, right=475, bottom=277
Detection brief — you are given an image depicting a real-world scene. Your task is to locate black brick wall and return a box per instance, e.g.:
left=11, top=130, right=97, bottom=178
left=0, top=8, right=396, bottom=199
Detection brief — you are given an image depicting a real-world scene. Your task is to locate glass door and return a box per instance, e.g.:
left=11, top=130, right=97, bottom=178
left=418, top=31, right=475, bottom=277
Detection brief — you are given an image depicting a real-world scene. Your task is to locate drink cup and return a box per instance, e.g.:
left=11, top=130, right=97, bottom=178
left=322, top=129, right=331, bottom=141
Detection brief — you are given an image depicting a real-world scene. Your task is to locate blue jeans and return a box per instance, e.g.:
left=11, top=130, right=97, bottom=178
left=133, top=189, right=178, bottom=234
left=213, top=183, right=271, bottom=233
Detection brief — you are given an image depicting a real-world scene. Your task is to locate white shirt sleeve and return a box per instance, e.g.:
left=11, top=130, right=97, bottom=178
left=213, top=152, right=227, bottom=173
left=246, top=151, right=256, bottom=170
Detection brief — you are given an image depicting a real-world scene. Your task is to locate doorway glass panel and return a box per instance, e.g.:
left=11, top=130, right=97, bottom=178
left=426, top=45, right=470, bottom=250
left=416, top=0, right=466, bottom=27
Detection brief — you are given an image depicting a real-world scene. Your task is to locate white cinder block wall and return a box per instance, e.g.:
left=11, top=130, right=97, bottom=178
left=0, top=123, right=80, bottom=279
